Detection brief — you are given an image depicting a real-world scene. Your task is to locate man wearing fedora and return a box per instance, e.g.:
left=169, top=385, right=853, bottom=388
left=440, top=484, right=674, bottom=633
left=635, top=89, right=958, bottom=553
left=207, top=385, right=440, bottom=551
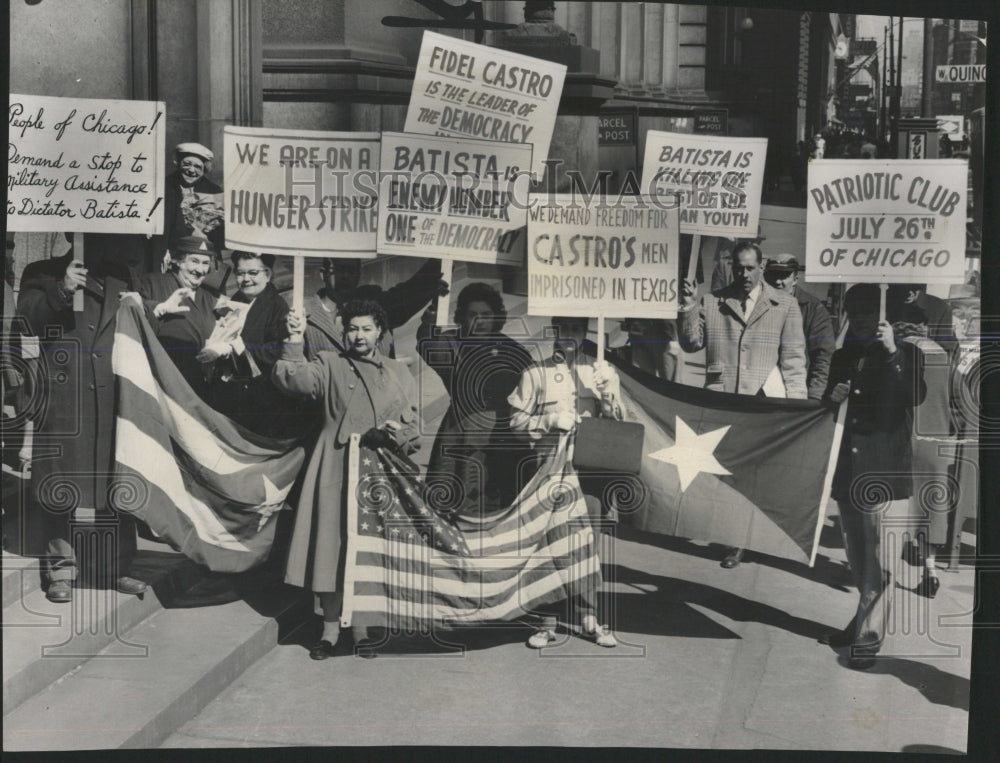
left=764, top=253, right=835, bottom=401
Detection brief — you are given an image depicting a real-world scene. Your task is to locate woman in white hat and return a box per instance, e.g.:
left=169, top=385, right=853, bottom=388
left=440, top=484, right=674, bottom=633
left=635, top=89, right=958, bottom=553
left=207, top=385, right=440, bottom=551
left=150, top=142, right=225, bottom=270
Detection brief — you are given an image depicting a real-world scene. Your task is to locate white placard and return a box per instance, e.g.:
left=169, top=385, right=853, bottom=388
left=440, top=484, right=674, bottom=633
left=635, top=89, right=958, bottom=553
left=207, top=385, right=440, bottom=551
left=527, top=195, right=680, bottom=318
left=224, top=126, right=379, bottom=256
left=376, top=132, right=532, bottom=266
left=404, top=31, right=566, bottom=179
left=642, top=130, right=767, bottom=238
left=641, top=130, right=767, bottom=237
left=805, top=159, right=968, bottom=283
left=7, top=93, right=166, bottom=233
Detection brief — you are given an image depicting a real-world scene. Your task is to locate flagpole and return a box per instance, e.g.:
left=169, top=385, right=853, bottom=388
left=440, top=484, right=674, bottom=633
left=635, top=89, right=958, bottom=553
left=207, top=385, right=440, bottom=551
left=292, top=256, right=306, bottom=315
left=596, top=314, right=605, bottom=363
left=436, top=259, right=453, bottom=327
left=340, top=433, right=362, bottom=628
left=72, top=232, right=84, bottom=312
left=809, top=398, right=848, bottom=567
left=687, top=234, right=701, bottom=285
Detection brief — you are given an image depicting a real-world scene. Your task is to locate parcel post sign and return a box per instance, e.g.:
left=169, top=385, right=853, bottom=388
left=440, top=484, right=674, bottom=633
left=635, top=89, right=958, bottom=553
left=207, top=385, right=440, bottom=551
left=404, top=31, right=565, bottom=179
left=641, top=131, right=767, bottom=237
left=805, top=160, right=968, bottom=283
left=224, top=126, right=379, bottom=256
left=7, top=93, right=166, bottom=233
left=376, top=132, right=532, bottom=266
left=527, top=195, right=680, bottom=319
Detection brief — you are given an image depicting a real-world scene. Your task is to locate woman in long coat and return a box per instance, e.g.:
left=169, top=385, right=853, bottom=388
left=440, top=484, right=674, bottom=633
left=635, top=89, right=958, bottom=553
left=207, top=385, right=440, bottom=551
left=272, top=298, right=418, bottom=658
left=417, top=282, right=533, bottom=517
left=822, top=284, right=925, bottom=669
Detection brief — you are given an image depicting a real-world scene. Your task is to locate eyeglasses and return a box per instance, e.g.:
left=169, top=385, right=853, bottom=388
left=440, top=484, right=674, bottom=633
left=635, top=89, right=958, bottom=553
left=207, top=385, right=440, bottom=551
left=235, top=269, right=266, bottom=278
left=180, top=160, right=204, bottom=169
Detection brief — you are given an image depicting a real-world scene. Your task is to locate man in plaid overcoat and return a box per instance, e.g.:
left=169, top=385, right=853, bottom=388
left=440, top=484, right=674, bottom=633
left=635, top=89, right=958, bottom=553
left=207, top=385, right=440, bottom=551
left=678, top=241, right=807, bottom=399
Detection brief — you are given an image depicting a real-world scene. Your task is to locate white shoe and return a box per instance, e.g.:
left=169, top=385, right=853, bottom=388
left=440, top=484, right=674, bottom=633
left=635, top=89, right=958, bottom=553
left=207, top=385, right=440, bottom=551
left=527, top=628, right=557, bottom=649
left=582, top=617, right=617, bottom=648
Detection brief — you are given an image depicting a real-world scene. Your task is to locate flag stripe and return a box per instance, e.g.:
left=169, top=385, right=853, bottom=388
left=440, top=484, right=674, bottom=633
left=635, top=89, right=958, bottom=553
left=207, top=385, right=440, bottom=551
left=112, top=302, right=304, bottom=572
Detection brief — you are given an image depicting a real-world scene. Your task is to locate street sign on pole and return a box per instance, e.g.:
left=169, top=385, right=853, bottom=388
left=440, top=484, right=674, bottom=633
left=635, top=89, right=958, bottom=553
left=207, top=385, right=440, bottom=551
left=935, top=65, right=986, bottom=84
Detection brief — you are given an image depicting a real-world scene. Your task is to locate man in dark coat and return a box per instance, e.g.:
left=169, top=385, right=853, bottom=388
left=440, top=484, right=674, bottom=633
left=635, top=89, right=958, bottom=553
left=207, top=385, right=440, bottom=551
left=764, top=253, right=835, bottom=400
left=820, top=283, right=926, bottom=669
left=16, top=235, right=149, bottom=602
left=889, top=283, right=957, bottom=358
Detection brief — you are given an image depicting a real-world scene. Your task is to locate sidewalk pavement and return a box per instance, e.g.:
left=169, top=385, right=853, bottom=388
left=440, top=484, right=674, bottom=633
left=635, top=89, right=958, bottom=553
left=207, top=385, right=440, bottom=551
left=162, top=519, right=974, bottom=751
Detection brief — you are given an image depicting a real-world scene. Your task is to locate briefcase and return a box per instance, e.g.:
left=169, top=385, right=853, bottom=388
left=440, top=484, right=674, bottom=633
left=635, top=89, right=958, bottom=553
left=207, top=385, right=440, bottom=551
left=572, top=418, right=645, bottom=475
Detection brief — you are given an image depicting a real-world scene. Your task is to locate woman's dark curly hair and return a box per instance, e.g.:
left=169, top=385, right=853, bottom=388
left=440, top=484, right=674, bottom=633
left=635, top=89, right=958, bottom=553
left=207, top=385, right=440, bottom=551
left=454, top=282, right=507, bottom=333
left=341, top=298, right=389, bottom=343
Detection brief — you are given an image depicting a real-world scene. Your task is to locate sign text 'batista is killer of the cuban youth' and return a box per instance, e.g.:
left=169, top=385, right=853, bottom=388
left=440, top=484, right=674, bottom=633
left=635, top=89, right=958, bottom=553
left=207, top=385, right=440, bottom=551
left=641, top=130, right=767, bottom=238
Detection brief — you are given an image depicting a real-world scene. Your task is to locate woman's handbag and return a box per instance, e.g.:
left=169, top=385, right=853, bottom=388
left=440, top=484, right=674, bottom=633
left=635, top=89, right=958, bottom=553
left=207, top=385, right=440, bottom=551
left=572, top=417, right=645, bottom=475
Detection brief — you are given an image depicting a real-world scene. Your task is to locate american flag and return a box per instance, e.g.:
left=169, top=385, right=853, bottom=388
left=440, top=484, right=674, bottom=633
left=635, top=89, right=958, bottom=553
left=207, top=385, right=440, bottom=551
left=341, top=434, right=603, bottom=630
left=112, top=302, right=305, bottom=571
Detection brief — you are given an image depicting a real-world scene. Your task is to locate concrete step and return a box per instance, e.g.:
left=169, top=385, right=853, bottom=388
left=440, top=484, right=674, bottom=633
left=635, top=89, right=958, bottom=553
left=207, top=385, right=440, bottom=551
left=3, top=576, right=312, bottom=750
left=2, top=543, right=208, bottom=716
left=2, top=551, right=42, bottom=610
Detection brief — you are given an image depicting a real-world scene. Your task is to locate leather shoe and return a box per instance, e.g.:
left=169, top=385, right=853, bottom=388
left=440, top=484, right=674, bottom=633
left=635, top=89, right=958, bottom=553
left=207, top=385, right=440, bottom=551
left=915, top=574, right=940, bottom=599
left=721, top=547, right=744, bottom=569
left=902, top=541, right=925, bottom=567
left=847, top=643, right=880, bottom=670
left=818, top=625, right=855, bottom=648
left=309, top=639, right=337, bottom=660
left=116, top=576, right=148, bottom=596
left=46, top=580, right=73, bottom=603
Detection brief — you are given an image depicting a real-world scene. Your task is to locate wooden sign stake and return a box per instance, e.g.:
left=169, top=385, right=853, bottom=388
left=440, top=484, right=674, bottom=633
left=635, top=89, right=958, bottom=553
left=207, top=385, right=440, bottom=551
left=72, top=232, right=84, bottom=312
left=292, top=256, right=305, bottom=314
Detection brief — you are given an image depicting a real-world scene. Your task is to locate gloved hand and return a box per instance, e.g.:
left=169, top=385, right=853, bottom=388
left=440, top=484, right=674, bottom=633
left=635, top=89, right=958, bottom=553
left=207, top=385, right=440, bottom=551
left=360, top=427, right=394, bottom=450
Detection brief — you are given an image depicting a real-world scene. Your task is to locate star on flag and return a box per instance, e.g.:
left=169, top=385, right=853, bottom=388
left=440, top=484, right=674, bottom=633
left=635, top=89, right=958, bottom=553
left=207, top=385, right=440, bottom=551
left=649, top=416, right=732, bottom=492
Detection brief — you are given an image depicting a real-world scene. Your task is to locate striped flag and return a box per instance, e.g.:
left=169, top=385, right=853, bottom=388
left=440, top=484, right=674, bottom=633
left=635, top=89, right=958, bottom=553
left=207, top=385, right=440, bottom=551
left=112, top=302, right=305, bottom=571
left=341, top=434, right=602, bottom=630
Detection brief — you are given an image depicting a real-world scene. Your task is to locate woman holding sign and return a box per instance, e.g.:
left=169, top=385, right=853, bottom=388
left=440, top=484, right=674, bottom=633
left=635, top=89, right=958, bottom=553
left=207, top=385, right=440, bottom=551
left=508, top=316, right=622, bottom=649
left=273, top=299, right=419, bottom=659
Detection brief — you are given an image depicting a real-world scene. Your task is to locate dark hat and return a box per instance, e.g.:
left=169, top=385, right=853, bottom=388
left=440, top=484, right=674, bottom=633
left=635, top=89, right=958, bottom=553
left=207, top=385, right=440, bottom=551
left=170, top=236, right=218, bottom=257
left=765, top=253, right=801, bottom=272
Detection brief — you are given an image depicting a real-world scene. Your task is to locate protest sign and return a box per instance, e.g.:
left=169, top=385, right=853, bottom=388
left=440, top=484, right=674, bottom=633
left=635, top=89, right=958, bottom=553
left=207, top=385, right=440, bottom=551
left=641, top=131, right=767, bottom=237
left=404, top=31, right=566, bottom=179
left=376, top=132, right=532, bottom=266
left=805, top=159, right=968, bottom=283
left=527, top=195, right=680, bottom=319
left=224, top=126, right=379, bottom=256
left=7, top=93, right=166, bottom=234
